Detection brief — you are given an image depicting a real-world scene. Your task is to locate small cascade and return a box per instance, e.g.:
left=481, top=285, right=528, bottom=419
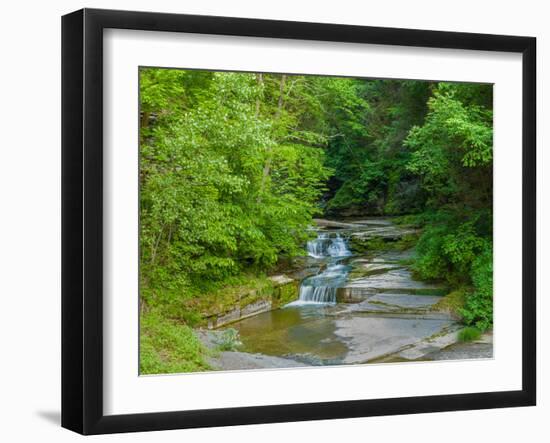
left=298, top=285, right=337, bottom=304
left=306, top=232, right=351, bottom=258
left=306, top=233, right=330, bottom=258
left=327, top=234, right=352, bottom=257
left=288, top=231, right=352, bottom=306
left=296, top=263, right=350, bottom=304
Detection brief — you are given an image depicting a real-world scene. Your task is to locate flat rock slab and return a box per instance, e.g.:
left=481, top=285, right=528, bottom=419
left=349, top=219, right=394, bottom=226
left=313, top=219, right=369, bottom=229
left=334, top=316, right=454, bottom=363
left=346, top=268, right=445, bottom=294
left=395, top=325, right=461, bottom=360
left=344, top=309, right=453, bottom=321
left=349, top=261, right=402, bottom=274
left=350, top=227, right=418, bottom=240
left=369, top=293, right=443, bottom=310
left=423, top=342, right=493, bottom=361
left=209, top=351, right=307, bottom=371
left=373, top=249, right=416, bottom=262
left=370, top=328, right=493, bottom=362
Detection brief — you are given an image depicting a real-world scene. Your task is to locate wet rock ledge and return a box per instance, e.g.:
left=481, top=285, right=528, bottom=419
left=204, top=276, right=298, bottom=329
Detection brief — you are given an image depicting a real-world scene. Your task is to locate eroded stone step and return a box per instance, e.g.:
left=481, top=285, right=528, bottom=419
left=347, top=261, right=403, bottom=279
left=346, top=301, right=450, bottom=318
left=371, top=324, right=463, bottom=362
left=369, top=293, right=443, bottom=309
left=347, top=311, right=454, bottom=321
left=333, top=316, right=455, bottom=364
left=346, top=268, right=441, bottom=289
left=350, top=227, right=418, bottom=241
left=336, top=287, right=447, bottom=303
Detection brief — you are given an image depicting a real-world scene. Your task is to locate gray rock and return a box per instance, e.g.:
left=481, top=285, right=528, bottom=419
left=346, top=268, right=445, bottom=295
left=209, top=351, right=308, bottom=371
left=334, top=316, right=455, bottom=363
left=368, top=293, right=443, bottom=310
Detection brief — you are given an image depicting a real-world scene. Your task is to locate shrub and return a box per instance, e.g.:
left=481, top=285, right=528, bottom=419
left=460, top=242, right=493, bottom=331
left=413, top=213, right=493, bottom=331
left=458, top=326, right=482, bottom=342
left=214, top=328, right=242, bottom=351
left=430, top=289, right=467, bottom=319
left=413, top=223, right=449, bottom=281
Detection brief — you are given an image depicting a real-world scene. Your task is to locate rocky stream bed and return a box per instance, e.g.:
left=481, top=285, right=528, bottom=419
left=199, top=218, right=493, bottom=370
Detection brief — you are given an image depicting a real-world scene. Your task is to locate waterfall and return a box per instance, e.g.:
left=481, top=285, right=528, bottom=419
left=306, top=232, right=351, bottom=258
left=298, top=285, right=337, bottom=304
left=327, top=234, right=352, bottom=257
left=306, top=233, right=330, bottom=258
left=288, top=232, right=352, bottom=306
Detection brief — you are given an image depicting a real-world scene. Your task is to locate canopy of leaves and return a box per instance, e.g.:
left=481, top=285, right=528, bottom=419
left=139, top=68, right=494, bottom=332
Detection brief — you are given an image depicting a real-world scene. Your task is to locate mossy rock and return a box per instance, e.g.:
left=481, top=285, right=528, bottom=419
left=273, top=280, right=300, bottom=307
left=348, top=232, right=419, bottom=254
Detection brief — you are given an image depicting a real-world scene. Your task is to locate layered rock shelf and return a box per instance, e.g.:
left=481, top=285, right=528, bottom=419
left=204, top=218, right=491, bottom=369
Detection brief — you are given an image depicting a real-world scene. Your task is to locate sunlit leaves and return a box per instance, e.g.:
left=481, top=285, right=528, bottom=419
left=139, top=68, right=336, bottom=299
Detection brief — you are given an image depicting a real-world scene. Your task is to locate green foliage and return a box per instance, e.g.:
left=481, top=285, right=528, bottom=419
left=139, top=68, right=494, bottom=358
left=458, top=327, right=482, bottom=342
left=189, top=274, right=273, bottom=316
left=413, top=223, right=451, bottom=281
left=325, top=80, right=432, bottom=215
left=431, top=289, right=467, bottom=319
left=413, top=221, right=493, bottom=331
left=414, top=212, right=491, bottom=275
left=460, top=243, right=493, bottom=331
left=392, top=214, right=424, bottom=228
left=400, top=82, right=493, bottom=330
left=140, top=69, right=333, bottom=312
left=140, top=310, right=210, bottom=374
left=412, top=214, right=492, bottom=330
left=213, top=329, right=242, bottom=351
left=405, top=83, right=493, bottom=209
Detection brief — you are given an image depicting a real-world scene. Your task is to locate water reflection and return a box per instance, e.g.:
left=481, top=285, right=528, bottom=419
left=228, top=305, right=348, bottom=364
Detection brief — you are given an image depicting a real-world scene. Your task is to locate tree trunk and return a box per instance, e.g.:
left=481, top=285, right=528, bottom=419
left=255, top=73, right=264, bottom=118
left=150, top=224, right=165, bottom=265
left=139, top=111, right=150, bottom=144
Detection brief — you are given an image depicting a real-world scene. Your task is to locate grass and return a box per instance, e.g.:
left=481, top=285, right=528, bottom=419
left=140, top=309, right=211, bottom=375
left=431, top=288, right=467, bottom=318
left=140, top=274, right=298, bottom=374
left=213, top=328, right=242, bottom=351
left=458, top=326, right=482, bottom=342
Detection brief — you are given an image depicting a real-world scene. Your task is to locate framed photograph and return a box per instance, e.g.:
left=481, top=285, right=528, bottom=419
left=61, top=8, right=536, bottom=435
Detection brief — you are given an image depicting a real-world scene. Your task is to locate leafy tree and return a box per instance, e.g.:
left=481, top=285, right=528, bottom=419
left=404, top=83, right=493, bottom=329
left=138, top=68, right=495, bottom=373
left=139, top=69, right=332, bottom=310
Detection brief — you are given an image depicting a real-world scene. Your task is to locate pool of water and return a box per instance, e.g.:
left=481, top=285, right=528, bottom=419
left=220, top=221, right=453, bottom=367
left=228, top=304, right=349, bottom=365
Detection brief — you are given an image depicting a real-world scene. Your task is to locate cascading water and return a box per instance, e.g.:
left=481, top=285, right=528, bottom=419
left=306, top=233, right=352, bottom=259
left=327, top=234, right=352, bottom=258
left=306, top=233, right=329, bottom=259
left=297, top=263, right=350, bottom=303
left=288, top=231, right=352, bottom=305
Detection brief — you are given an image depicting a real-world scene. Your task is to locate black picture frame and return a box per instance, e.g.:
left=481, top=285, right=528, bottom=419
left=61, top=8, right=536, bottom=435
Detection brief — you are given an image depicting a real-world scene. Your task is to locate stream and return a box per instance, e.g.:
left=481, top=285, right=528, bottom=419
left=288, top=233, right=352, bottom=305
left=211, top=218, right=491, bottom=369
